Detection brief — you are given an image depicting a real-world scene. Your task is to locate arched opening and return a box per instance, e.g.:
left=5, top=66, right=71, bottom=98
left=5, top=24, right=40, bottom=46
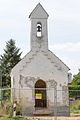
left=37, top=22, right=42, bottom=37
left=35, top=80, right=47, bottom=108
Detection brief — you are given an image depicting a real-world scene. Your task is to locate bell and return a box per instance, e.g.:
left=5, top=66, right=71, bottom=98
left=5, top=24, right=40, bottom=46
left=37, top=26, right=41, bottom=32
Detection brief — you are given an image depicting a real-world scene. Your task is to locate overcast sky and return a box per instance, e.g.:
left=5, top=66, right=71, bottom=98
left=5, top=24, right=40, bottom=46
left=0, top=0, right=80, bottom=75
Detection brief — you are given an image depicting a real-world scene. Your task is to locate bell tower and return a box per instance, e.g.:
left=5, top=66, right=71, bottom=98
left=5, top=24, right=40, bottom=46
left=29, top=3, right=49, bottom=52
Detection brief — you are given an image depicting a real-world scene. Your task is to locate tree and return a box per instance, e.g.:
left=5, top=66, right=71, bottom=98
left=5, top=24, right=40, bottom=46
left=0, top=39, right=22, bottom=87
left=72, top=70, right=80, bottom=85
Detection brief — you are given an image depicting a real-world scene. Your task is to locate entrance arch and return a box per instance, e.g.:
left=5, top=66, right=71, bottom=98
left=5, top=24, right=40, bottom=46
left=35, top=80, right=47, bottom=108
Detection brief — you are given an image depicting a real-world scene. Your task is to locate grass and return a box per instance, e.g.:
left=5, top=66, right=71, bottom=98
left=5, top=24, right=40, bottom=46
left=0, top=117, right=25, bottom=120
left=0, top=100, right=13, bottom=117
left=70, top=99, right=80, bottom=114
left=0, top=99, right=22, bottom=117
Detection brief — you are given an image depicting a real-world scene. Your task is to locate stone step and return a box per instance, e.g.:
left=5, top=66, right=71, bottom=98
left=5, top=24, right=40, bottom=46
left=33, top=109, right=52, bottom=115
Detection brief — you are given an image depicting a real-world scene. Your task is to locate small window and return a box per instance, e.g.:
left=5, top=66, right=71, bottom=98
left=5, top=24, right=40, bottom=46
left=37, top=23, right=42, bottom=37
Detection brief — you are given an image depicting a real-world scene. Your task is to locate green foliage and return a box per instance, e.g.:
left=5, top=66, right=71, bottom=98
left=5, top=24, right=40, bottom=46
left=8, top=104, right=13, bottom=117
left=16, top=104, right=22, bottom=115
left=0, top=39, right=22, bottom=87
left=1, top=89, right=11, bottom=102
left=0, top=99, right=22, bottom=117
left=69, top=85, right=80, bottom=90
left=1, top=117, right=25, bottom=120
left=70, top=100, right=80, bottom=114
left=0, top=99, right=12, bottom=117
left=12, top=117, right=25, bottom=120
left=72, top=70, right=80, bottom=85
left=8, top=103, right=22, bottom=116
left=69, top=85, right=80, bottom=98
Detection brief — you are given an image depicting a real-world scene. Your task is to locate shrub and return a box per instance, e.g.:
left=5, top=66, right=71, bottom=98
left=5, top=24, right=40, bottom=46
left=8, top=104, right=13, bottom=117
left=1, top=89, right=11, bottom=102
left=69, top=85, right=80, bottom=98
left=70, top=99, right=80, bottom=113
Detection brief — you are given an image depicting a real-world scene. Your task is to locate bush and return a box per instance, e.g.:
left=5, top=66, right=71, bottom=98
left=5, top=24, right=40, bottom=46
left=0, top=100, right=22, bottom=117
left=8, top=104, right=13, bottom=117
left=69, top=85, right=80, bottom=98
left=1, top=89, right=11, bottom=102
left=70, top=100, right=80, bottom=113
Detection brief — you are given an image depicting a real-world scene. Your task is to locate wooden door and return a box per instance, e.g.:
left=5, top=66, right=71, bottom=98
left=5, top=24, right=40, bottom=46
left=35, top=80, right=47, bottom=108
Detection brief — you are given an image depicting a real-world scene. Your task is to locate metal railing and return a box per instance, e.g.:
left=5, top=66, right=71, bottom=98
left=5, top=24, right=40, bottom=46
left=0, top=88, right=80, bottom=120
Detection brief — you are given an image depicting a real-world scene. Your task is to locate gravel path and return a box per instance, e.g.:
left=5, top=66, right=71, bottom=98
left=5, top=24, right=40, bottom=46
left=26, top=116, right=80, bottom=120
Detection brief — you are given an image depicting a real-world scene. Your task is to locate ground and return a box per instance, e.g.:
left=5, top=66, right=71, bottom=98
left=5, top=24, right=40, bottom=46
left=0, top=117, right=25, bottom=120
left=26, top=116, right=80, bottom=120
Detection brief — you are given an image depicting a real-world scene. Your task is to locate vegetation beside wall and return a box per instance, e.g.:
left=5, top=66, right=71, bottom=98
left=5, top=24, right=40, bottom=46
left=0, top=100, right=22, bottom=117
left=0, top=39, right=22, bottom=87
left=72, top=69, right=80, bottom=85
left=69, top=85, right=80, bottom=98
left=1, top=117, right=25, bottom=120
left=70, top=100, right=80, bottom=114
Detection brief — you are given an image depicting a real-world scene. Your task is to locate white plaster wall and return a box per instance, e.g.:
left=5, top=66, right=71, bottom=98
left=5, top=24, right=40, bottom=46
left=11, top=51, right=68, bottom=104
left=21, top=51, right=68, bottom=86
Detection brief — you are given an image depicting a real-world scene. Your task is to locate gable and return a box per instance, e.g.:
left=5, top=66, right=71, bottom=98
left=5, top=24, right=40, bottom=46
left=15, top=51, right=69, bottom=85
left=22, top=51, right=69, bottom=74
left=11, top=50, right=70, bottom=76
left=29, top=3, right=49, bottom=19
left=21, top=52, right=55, bottom=75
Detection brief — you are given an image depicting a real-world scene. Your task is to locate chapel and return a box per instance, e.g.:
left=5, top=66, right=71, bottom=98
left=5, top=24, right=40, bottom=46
left=10, top=3, right=70, bottom=116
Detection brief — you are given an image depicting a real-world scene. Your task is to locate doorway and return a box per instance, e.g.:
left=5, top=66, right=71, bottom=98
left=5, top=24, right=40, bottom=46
left=35, top=80, right=47, bottom=108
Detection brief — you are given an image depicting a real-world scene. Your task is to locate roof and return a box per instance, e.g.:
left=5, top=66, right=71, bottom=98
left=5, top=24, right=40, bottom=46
left=29, top=3, right=49, bottom=19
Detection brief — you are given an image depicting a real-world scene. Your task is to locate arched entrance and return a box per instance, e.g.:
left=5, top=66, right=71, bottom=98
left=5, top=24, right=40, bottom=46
left=35, top=80, right=47, bottom=108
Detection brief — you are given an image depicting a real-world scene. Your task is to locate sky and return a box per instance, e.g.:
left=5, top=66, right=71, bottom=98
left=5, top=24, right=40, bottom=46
left=0, top=0, right=80, bottom=75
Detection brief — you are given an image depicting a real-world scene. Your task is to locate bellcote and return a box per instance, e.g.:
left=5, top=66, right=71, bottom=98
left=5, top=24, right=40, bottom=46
left=29, top=3, right=49, bottom=52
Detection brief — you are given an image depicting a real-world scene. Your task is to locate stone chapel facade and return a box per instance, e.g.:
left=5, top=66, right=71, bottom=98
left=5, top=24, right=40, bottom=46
left=10, top=3, right=70, bottom=116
